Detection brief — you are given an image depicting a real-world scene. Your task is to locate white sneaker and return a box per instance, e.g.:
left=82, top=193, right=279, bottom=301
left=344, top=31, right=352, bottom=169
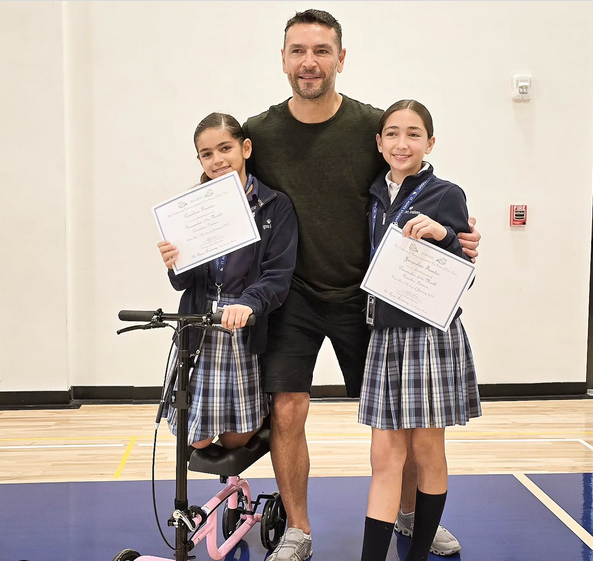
left=394, top=511, right=461, bottom=556
left=266, top=527, right=313, bottom=561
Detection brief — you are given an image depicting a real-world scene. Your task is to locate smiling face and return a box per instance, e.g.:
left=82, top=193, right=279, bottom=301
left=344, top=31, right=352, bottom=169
left=195, top=128, right=252, bottom=185
left=282, top=23, right=345, bottom=101
left=376, top=109, right=435, bottom=184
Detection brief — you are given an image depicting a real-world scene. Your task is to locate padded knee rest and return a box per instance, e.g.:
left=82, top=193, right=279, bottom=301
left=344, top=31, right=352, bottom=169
left=188, top=427, right=270, bottom=476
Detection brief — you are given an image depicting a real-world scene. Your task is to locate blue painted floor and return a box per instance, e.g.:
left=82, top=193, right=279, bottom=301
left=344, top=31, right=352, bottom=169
left=1, top=474, right=592, bottom=561
left=530, top=473, right=593, bottom=536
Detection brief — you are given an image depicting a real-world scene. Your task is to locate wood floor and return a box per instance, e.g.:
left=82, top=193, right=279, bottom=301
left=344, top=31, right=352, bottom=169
left=1, top=399, right=593, bottom=484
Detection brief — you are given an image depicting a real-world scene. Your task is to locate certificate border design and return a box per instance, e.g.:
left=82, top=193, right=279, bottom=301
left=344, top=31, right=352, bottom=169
left=361, top=224, right=475, bottom=331
left=152, top=171, right=260, bottom=274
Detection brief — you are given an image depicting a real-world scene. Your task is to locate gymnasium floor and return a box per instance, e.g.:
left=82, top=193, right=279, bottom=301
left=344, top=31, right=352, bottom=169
left=1, top=400, right=593, bottom=561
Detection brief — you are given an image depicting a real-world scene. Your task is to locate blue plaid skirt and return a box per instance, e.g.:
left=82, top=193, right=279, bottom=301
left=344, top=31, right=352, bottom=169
left=358, top=318, right=481, bottom=430
left=166, top=293, right=268, bottom=444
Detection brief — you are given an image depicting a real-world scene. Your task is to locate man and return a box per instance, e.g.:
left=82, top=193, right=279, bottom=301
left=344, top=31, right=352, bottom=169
left=243, top=9, right=480, bottom=561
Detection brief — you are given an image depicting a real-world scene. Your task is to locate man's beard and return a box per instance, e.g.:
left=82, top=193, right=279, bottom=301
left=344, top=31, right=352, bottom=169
left=288, top=72, right=335, bottom=100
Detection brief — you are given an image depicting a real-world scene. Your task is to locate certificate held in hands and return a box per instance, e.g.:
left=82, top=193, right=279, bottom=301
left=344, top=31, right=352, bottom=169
left=361, top=224, right=475, bottom=331
left=152, top=171, right=260, bottom=274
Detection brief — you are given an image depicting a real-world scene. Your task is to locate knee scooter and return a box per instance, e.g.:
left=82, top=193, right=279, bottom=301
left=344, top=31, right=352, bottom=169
left=113, top=308, right=286, bottom=561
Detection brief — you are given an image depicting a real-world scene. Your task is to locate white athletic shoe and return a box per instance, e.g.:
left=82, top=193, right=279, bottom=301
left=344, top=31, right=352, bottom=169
left=266, top=527, right=313, bottom=561
left=394, top=511, right=461, bottom=556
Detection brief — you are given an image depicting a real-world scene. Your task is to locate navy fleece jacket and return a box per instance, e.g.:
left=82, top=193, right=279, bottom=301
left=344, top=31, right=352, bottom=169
left=369, top=164, right=472, bottom=329
left=167, top=177, right=297, bottom=354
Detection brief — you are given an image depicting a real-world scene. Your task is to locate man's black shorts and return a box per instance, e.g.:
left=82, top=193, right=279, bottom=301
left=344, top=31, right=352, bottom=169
left=262, top=288, right=370, bottom=397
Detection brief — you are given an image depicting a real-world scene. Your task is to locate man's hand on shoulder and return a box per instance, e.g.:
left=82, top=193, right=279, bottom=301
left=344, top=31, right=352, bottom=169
left=458, top=216, right=481, bottom=263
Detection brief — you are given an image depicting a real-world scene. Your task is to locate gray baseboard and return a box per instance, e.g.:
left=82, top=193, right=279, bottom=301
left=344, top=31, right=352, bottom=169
left=0, top=382, right=588, bottom=409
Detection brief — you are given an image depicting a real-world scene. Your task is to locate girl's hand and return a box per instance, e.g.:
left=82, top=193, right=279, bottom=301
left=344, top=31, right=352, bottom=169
left=458, top=216, right=481, bottom=262
left=221, top=304, right=254, bottom=330
left=401, top=214, right=447, bottom=241
left=157, top=241, right=179, bottom=269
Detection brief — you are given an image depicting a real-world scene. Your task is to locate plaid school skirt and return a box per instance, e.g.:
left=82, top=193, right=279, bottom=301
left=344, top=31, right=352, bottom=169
left=358, top=318, right=481, bottom=430
left=166, top=293, right=269, bottom=444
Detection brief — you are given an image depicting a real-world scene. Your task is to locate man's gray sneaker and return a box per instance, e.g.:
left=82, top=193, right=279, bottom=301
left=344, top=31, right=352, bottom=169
left=267, top=527, right=313, bottom=561
left=394, top=511, right=461, bottom=556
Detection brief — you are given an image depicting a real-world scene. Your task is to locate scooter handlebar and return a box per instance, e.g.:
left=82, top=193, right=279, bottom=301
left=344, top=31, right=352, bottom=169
left=118, top=309, right=256, bottom=326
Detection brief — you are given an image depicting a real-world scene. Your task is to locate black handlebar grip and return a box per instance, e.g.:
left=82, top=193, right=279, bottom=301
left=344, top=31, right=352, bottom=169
left=245, top=314, right=256, bottom=326
left=210, top=312, right=223, bottom=324
left=118, top=310, right=157, bottom=322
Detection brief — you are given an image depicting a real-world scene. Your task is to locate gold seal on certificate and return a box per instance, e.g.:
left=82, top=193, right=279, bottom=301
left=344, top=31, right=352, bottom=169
left=361, top=224, right=475, bottom=331
left=152, top=171, right=260, bottom=274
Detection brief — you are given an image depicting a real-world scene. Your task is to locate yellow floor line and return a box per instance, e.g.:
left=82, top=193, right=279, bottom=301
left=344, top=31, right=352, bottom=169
left=114, top=437, right=137, bottom=480
left=514, top=473, right=593, bottom=549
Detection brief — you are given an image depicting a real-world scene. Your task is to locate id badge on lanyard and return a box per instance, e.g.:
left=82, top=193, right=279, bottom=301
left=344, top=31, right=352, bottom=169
left=366, top=295, right=375, bottom=326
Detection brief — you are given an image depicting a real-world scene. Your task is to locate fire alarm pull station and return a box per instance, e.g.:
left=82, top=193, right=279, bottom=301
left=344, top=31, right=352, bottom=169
left=510, top=205, right=527, bottom=226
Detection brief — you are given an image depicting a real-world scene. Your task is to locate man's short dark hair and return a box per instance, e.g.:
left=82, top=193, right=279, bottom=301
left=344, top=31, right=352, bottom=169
left=284, top=9, right=343, bottom=50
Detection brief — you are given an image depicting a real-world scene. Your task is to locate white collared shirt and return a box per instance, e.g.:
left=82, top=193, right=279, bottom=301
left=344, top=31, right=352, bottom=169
left=385, top=162, right=430, bottom=204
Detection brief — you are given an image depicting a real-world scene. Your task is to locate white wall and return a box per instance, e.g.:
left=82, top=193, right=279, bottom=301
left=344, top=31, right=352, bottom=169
left=1, top=1, right=592, bottom=392
left=0, top=2, right=68, bottom=392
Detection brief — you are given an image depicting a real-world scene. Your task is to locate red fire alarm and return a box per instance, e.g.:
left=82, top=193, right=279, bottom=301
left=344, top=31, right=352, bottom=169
left=510, top=205, right=527, bottom=226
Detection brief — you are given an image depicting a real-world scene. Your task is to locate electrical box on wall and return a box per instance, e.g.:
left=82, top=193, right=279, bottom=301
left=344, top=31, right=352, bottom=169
left=510, top=205, right=527, bottom=226
left=512, top=74, right=532, bottom=102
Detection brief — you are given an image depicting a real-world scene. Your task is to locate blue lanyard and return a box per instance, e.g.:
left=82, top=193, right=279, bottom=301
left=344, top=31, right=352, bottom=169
left=371, top=175, right=432, bottom=258
left=213, top=173, right=255, bottom=288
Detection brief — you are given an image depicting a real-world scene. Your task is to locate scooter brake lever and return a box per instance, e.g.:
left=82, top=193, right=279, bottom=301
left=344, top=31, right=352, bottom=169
left=116, top=322, right=168, bottom=335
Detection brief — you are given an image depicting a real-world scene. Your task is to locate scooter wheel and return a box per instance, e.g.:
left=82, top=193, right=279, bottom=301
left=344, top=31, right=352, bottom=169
left=111, top=549, right=141, bottom=561
left=222, top=503, right=245, bottom=540
left=260, top=492, right=287, bottom=551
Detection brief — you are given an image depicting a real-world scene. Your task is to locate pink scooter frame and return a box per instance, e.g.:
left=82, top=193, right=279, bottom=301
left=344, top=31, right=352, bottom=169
left=137, top=476, right=260, bottom=561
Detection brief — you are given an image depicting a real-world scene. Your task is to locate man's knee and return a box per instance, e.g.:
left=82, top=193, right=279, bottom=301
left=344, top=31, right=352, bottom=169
left=271, top=392, right=309, bottom=435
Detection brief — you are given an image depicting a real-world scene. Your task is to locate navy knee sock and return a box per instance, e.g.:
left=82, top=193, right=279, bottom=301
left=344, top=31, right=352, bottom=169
left=404, top=490, right=447, bottom=561
left=361, top=516, right=395, bottom=561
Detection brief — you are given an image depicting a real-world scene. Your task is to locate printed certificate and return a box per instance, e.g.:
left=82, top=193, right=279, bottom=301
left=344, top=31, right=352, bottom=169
left=152, top=171, right=260, bottom=274
left=361, top=224, right=475, bottom=331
